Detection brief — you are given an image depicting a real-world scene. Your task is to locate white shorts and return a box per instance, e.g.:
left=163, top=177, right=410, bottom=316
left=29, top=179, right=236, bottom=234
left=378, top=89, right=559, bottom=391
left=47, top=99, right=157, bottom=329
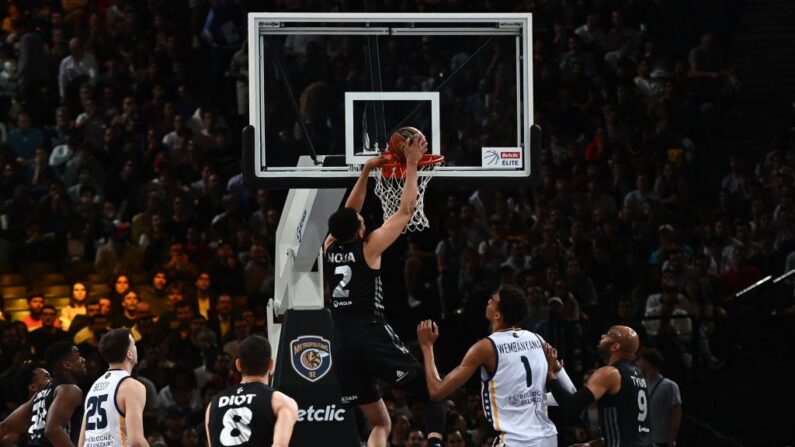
left=498, top=435, right=557, bottom=447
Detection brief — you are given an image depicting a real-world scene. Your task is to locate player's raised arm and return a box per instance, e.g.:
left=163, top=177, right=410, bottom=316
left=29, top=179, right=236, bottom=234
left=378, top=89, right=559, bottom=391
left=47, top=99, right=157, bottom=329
left=270, top=391, right=299, bottom=447
left=417, top=320, right=491, bottom=401
left=345, top=155, right=387, bottom=213
left=365, top=135, right=427, bottom=257
left=545, top=343, right=620, bottom=412
left=119, top=379, right=150, bottom=447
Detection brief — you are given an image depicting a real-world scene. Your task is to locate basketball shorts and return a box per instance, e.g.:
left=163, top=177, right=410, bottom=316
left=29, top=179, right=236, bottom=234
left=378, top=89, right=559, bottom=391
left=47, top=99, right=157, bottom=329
left=332, top=318, right=424, bottom=406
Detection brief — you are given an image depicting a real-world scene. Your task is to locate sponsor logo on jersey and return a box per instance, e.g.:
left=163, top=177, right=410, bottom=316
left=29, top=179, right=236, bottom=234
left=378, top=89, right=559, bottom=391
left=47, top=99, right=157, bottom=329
left=290, top=335, right=333, bottom=383
left=508, top=390, right=543, bottom=407
left=395, top=370, right=409, bottom=382
left=340, top=395, right=358, bottom=404
left=296, top=405, right=346, bottom=422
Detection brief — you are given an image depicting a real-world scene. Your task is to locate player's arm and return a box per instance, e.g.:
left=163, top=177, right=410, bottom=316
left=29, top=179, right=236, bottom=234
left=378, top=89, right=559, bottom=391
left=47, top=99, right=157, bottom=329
left=669, top=403, right=682, bottom=447
left=417, top=320, right=490, bottom=401
left=345, top=155, right=387, bottom=213
left=204, top=404, right=212, bottom=447
left=364, top=136, right=427, bottom=258
left=0, top=398, right=34, bottom=439
left=271, top=391, right=298, bottom=447
left=77, top=413, right=86, bottom=447
left=44, top=384, right=83, bottom=447
left=118, top=379, right=149, bottom=447
left=545, top=344, right=620, bottom=412
left=548, top=365, right=620, bottom=413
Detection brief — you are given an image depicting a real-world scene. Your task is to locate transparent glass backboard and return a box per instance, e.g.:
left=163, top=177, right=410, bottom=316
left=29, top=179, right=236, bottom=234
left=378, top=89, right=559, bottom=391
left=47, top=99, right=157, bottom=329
left=243, top=13, right=537, bottom=188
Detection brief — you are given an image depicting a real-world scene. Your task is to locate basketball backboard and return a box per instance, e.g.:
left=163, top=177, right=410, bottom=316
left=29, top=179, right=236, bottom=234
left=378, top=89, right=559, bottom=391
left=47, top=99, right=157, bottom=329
left=243, top=12, right=539, bottom=188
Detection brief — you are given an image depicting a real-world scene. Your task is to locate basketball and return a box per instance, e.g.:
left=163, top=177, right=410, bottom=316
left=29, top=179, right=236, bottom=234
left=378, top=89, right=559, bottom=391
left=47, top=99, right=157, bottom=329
left=387, top=127, right=425, bottom=162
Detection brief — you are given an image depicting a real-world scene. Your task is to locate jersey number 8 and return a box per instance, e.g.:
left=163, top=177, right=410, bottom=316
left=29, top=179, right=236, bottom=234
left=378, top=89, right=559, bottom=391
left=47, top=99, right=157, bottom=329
left=220, top=407, right=254, bottom=446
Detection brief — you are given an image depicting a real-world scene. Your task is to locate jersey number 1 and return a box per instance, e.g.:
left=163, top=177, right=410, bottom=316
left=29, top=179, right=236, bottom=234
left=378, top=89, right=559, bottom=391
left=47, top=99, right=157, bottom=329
left=520, top=356, right=533, bottom=388
left=85, top=395, right=109, bottom=430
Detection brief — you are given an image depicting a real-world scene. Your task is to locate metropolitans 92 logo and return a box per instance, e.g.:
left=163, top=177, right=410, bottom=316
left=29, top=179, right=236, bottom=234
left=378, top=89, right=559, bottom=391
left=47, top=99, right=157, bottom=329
left=290, top=335, right=332, bottom=382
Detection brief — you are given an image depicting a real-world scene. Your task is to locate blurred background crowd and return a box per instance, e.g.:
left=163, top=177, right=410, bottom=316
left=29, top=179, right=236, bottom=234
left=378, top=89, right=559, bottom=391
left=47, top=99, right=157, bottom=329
left=0, top=0, right=792, bottom=446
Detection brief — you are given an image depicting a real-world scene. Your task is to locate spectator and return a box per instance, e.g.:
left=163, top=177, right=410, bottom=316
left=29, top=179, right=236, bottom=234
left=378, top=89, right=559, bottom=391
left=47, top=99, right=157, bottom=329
left=720, top=245, right=762, bottom=296
left=140, top=269, right=170, bottom=314
left=19, top=293, right=46, bottom=332
left=68, top=299, right=100, bottom=336
left=243, top=242, right=270, bottom=294
left=28, top=305, right=68, bottom=359
left=688, top=33, right=722, bottom=80
left=58, top=37, right=98, bottom=102
left=207, top=293, right=234, bottom=342
left=14, top=17, right=48, bottom=109
left=636, top=348, right=682, bottom=447
left=60, top=282, right=88, bottom=331
left=624, top=174, right=659, bottom=215
left=6, top=112, right=45, bottom=161
left=94, top=222, right=144, bottom=279
left=111, top=290, right=140, bottom=328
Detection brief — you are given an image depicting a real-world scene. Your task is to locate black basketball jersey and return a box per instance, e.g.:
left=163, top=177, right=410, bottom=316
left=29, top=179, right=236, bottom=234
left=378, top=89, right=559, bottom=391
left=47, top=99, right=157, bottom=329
left=208, top=382, right=276, bottom=447
left=598, top=359, right=652, bottom=447
left=324, top=239, right=384, bottom=319
left=27, top=377, right=83, bottom=446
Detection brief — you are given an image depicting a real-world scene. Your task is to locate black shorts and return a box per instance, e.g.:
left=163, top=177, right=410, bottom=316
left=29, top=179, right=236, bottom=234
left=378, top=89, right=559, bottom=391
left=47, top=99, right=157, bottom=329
left=332, top=317, right=424, bottom=406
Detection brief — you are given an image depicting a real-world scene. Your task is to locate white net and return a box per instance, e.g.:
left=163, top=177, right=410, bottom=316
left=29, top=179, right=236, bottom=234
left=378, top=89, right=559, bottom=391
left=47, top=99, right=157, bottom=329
left=373, top=157, right=444, bottom=233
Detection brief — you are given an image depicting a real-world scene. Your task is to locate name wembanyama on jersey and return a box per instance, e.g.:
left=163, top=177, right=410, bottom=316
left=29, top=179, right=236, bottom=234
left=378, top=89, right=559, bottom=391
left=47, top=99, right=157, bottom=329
left=208, top=382, right=276, bottom=447
left=480, top=331, right=557, bottom=446
left=598, top=359, right=651, bottom=447
left=324, top=240, right=384, bottom=318
left=28, top=377, right=83, bottom=446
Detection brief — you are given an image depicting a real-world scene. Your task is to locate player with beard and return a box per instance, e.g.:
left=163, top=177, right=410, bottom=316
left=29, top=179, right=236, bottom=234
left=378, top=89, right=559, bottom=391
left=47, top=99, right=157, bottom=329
left=545, top=325, right=651, bottom=447
left=0, top=342, right=87, bottom=447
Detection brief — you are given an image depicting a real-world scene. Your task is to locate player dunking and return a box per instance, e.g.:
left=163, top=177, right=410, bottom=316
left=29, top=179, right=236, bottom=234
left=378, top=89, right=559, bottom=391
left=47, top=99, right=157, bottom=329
left=206, top=335, right=298, bottom=447
left=0, top=342, right=87, bottom=447
left=417, top=286, right=576, bottom=447
left=546, top=326, right=652, bottom=447
left=324, top=134, right=446, bottom=447
left=79, top=328, right=149, bottom=447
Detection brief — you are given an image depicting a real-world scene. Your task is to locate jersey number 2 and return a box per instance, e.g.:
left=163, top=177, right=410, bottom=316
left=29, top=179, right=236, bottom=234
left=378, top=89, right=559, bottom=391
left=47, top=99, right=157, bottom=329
left=520, top=356, right=533, bottom=388
left=85, top=395, right=109, bottom=430
left=333, top=266, right=352, bottom=298
left=220, top=407, right=253, bottom=446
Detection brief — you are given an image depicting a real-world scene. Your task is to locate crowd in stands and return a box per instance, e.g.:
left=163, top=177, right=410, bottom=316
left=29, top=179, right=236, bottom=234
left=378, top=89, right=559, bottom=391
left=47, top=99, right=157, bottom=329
left=0, top=0, right=786, bottom=446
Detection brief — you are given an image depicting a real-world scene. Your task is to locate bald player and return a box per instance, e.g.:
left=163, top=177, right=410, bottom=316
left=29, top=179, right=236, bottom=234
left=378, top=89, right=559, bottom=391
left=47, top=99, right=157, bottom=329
left=546, top=326, right=651, bottom=447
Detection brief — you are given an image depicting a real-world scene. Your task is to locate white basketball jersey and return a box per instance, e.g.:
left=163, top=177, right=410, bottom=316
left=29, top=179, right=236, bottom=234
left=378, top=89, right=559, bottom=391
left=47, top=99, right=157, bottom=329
left=83, top=369, right=131, bottom=447
left=480, top=330, right=557, bottom=446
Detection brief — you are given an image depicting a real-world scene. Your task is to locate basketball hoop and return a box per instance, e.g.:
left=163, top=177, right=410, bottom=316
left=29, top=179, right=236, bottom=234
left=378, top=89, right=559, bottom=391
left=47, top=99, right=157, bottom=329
left=372, top=152, right=444, bottom=233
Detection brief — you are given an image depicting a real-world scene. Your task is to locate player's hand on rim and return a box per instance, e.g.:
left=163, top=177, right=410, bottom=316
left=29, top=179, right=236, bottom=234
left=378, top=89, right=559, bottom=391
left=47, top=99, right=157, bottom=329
left=364, top=154, right=388, bottom=171
left=416, top=319, right=439, bottom=347
left=404, top=135, right=427, bottom=165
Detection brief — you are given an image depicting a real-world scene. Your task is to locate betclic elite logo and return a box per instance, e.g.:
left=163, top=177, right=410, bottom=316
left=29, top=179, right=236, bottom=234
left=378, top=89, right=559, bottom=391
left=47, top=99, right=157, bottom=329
left=482, top=148, right=523, bottom=169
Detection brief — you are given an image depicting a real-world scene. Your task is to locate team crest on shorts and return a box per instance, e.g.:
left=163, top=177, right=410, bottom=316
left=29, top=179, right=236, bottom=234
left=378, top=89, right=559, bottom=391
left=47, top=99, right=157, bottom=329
left=290, top=335, right=333, bottom=383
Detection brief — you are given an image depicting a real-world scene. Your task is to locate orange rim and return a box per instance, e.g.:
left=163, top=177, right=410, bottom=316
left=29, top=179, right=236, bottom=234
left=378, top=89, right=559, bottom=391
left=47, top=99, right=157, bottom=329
left=379, top=152, right=444, bottom=178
